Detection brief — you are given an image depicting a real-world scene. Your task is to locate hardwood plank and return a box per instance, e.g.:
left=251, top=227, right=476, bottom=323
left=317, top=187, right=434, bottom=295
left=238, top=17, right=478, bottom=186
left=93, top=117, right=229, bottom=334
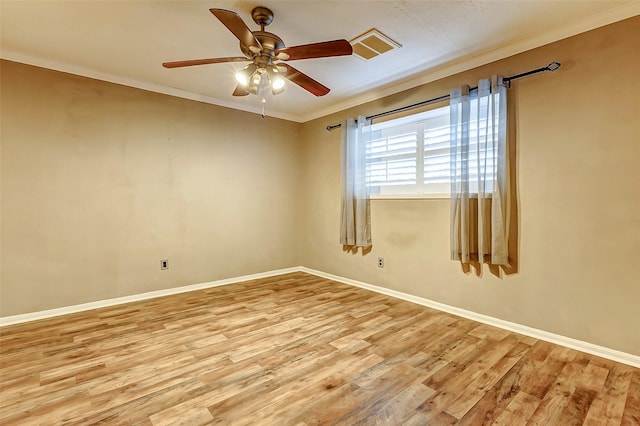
left=444, top=341, right=531, bottom=419
left=526, top=361, right=587, bottom=424
left=520, top=349, right=569, bottom=399
left=622, top=369, right=640, bottom=425
left=417, top=336, right=521, bottom=421
left=583, top=363, right=634, bottom=425
left=451, top=348, right=541, bottom=424
left=329, top=361, right=432, bottom=424
left=493, top=391, right=541, bottom=425
left=1, top=272, right=637, bottom=424
left=557, top=386, right=598, bottom=425
left=372, top=380, right=437, bottom=423
left=151, top=406, right=213, bottom=426
left=228, top=352, right=384, bottom=425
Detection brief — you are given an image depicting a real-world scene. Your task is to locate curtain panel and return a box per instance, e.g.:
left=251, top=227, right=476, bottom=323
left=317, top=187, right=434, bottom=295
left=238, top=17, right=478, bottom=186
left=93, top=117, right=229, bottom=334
left=340, top=116, right=372, bottom=248
left=450, top=76, right=509, bottom=265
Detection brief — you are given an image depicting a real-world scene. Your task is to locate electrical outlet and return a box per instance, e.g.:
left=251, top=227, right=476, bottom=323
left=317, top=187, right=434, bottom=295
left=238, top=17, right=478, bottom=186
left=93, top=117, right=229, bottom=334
left=161, top=259, right=169, bottom=270
left=377, top=257, right=384, bottom=268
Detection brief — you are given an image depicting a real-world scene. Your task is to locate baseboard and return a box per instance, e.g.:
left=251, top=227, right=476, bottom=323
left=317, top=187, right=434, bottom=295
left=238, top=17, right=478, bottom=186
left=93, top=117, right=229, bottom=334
left=0, top=267, right=300, bottom=327
left=2, top=266, right=638, bottom=368
left=299, top=267, right=640, bottom=369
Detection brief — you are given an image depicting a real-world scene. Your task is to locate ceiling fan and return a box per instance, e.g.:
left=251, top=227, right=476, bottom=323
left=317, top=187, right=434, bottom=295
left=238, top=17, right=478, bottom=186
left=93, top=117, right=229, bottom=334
left=162, top=6, right=353, bottom=97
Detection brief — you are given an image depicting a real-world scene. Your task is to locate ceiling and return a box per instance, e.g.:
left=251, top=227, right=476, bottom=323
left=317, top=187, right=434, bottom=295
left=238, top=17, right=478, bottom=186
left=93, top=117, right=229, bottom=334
left=2, top=1, right=639, bottom=122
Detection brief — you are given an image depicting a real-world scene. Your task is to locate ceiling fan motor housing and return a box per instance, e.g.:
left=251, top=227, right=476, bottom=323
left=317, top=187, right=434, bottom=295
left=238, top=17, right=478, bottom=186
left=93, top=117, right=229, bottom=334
left=251, top=7, right=274, bottom=27
left=240, top=7, right=285, bottom=60
left=241, top=31, right=285, bottom=59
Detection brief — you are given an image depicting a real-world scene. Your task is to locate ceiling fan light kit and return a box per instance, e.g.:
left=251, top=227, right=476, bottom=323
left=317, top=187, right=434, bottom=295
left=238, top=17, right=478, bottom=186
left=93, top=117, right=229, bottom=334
left=162, top=6, right=353, bottom=101
left=235, top=63, right=285, bottom=96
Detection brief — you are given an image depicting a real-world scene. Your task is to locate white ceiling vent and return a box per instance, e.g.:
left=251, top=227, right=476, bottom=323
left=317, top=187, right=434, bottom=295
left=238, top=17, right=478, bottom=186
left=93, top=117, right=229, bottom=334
left=350, top=29, right=401, bottom=61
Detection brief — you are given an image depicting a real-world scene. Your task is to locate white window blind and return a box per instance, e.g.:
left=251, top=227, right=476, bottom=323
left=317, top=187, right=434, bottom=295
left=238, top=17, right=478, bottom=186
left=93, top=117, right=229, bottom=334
left=366, top=121, right=417, bottom=189
left=365, top=101, right=498, bottom=196
left=366, top=106, right=451, bottom=195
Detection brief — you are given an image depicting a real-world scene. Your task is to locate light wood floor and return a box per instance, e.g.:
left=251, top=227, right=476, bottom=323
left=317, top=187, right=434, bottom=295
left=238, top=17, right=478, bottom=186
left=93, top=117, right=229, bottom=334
left=1, top=272, right=638, bottom=425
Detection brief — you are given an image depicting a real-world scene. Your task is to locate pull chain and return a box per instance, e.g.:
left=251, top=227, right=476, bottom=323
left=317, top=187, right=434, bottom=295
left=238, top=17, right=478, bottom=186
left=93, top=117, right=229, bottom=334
left=261, top=97, right=266, bottom=118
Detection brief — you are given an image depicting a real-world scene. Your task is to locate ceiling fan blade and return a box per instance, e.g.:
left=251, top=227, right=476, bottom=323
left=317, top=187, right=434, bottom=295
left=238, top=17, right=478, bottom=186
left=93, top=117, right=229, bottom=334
left=163, top=57, right=249, bottom=68
left=279, top=63, right=330, bottom=97
left=275, top=40, right=352, bottom=61
left=210, top=8, right=261, bottom=51
left=232, top=85, right=250, bottom=96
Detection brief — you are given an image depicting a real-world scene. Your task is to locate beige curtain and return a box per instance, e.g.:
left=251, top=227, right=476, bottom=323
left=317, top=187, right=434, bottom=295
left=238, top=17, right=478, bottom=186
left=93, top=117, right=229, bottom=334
left=340, top=116, right=372, bottom=248
left=450, top=76, right=509, bottom=265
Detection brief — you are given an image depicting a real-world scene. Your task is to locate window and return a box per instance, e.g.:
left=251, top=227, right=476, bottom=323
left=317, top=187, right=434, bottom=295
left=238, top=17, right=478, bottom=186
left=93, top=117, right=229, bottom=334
left=365, top=100, right=499, bottom=196
left=366, top=106, right=451, bottom=196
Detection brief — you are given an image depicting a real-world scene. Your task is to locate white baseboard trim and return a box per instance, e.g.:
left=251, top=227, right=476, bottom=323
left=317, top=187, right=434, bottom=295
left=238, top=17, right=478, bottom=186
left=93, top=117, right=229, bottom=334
left=0, top=267, right=300, bottom=327
left=299, top=267, right=640, bottom=369
left=2, top=266, right=638, bottom=368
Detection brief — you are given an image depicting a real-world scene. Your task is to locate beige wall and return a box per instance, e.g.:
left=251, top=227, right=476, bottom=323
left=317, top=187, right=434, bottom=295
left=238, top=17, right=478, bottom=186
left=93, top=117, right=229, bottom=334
left=299, top=16, right=640, bottom=356
left=0, top=61, right=302, bottom=316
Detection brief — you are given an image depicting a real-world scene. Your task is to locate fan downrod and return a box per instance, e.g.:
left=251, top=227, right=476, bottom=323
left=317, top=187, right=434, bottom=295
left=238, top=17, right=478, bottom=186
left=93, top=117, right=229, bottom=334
left=252, top=7, right=274, bottom=27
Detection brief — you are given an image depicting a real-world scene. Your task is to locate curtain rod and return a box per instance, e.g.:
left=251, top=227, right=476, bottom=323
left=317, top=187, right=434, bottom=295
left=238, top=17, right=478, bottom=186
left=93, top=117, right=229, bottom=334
left=325, top=61, right=561, bottom=131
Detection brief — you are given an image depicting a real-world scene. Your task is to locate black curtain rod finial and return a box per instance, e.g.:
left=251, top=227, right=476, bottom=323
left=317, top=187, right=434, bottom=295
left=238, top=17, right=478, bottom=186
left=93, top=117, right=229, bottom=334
left=547, top=61, right=561, bottom=71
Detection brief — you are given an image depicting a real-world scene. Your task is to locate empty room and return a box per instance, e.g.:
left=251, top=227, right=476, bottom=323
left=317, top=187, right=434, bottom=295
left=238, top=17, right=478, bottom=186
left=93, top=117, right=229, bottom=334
left=1, top=1, right=639, bottom=424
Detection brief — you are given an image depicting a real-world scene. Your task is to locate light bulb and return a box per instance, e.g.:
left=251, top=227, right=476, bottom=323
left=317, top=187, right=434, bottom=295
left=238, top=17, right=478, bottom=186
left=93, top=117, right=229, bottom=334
left=250, top=70, right=263, bottom=86
left=271, top=76, right=285, bottom=90
left=235, top=64, right=258, bottom=87
left=235, top=71, right=249, bottom=86
left=267, top=66, right=285, bottom=95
